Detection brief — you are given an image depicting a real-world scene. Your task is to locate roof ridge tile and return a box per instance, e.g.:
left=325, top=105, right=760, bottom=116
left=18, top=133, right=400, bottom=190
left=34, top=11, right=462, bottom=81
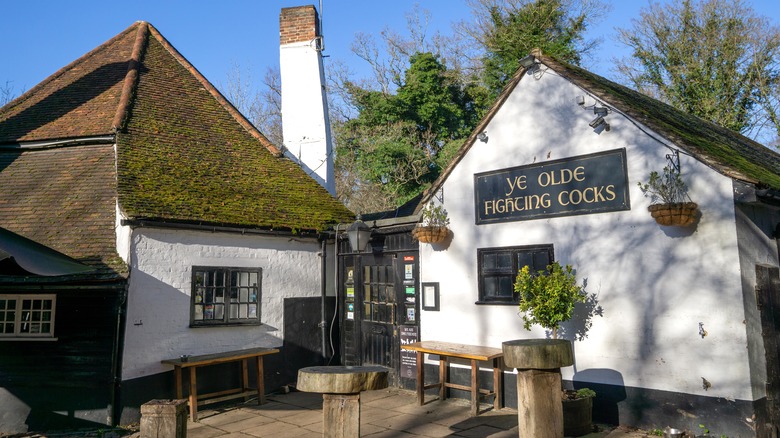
left=112, top=22, right=149, bottom=132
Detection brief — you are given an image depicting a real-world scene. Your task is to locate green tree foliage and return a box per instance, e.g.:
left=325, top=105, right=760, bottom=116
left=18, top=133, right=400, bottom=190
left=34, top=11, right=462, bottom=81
left=514, top=261, right=585, bottom=339
left=616, top=0, right=780, bottom=145
left=481, top=0, right=590, bottom=98
left=337, top=52, right=476, bottom=209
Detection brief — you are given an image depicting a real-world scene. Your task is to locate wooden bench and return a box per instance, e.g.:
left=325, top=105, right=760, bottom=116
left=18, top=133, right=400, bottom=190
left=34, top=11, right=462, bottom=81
left=161, top=347, right=279, bottom=421
left=401, top=341, right=503, bottom=416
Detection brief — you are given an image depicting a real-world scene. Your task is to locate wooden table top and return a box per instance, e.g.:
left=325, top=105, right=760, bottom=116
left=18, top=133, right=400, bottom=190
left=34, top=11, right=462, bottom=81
left=401, top=341, right=503, bottom=361
left=161, top=347, right=280, bottom=368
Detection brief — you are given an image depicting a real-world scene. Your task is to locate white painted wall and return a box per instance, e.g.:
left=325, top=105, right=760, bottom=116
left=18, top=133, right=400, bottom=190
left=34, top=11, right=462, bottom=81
left=121, top=228, right=325, bottom=380
left=280, top=38, right=335, bottom=195
left=419, top=64, right=751, bottom=401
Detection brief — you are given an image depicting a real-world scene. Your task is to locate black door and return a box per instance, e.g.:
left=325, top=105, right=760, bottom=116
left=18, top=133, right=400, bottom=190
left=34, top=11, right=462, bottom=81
left=340, top=246, right=419, bottom=385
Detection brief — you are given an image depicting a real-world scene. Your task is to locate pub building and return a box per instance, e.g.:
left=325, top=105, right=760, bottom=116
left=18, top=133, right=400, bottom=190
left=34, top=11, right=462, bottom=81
left=341, top=50, right=780, bottom=436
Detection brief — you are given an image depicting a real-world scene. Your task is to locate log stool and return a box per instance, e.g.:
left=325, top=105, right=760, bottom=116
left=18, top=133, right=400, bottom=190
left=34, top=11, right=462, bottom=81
left=297, top=365, right=388, bottom=438
left=502, top=339, right=573, bottom=438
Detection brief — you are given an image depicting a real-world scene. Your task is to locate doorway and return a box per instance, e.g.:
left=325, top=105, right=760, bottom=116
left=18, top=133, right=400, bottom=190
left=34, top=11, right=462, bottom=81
left=339, top=234, right=418, bottom=386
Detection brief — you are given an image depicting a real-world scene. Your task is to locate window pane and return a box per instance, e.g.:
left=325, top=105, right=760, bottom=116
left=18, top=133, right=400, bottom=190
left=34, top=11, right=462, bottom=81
left=497, top=276, right=514, bottom=297
left=517, top=252, right=533, bottom=270
left=483, top=277, right=498, bottom=298
left=496, top=253, right=512, bottom=270
left=483, top=253, right=496, bottom=270
left=533, top=250, right=551, bottom=271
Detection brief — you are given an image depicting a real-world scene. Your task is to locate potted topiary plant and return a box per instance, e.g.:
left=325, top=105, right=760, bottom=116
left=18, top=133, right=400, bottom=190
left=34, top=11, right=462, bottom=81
left=412, top=203, right=450, bottom=244
left=512, top=261, right=594, bottom=436
left=514, top=261, right=585, bottom=340
left=637, top=165, right=699, bottom=226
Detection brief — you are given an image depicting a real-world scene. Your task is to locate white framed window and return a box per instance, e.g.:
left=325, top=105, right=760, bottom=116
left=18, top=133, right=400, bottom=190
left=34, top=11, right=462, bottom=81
left=191, top=267, right=261, bottom=327
left=0, top=294, right=56, bottom=338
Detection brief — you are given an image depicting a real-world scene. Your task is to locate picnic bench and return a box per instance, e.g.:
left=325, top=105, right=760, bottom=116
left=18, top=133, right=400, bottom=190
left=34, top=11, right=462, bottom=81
left=401, top=340, right=504, bottom=416
left=161, top=346, right=279, bottom=421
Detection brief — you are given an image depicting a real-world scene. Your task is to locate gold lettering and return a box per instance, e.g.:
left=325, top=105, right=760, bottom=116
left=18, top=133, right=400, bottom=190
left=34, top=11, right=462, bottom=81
left=605, top=185, right=616, bottom=201
left=573, top=166, right=585, bottom=182
left=505, top=176, right=528, bottom=196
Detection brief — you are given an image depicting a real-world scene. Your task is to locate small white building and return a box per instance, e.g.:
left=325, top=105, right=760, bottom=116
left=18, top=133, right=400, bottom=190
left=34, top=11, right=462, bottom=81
left=409, top=51, right=780, bottom=436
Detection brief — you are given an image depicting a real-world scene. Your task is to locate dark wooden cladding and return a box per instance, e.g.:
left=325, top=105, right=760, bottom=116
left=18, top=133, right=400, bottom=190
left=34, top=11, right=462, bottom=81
left=0, top=282, right=126, bottom=430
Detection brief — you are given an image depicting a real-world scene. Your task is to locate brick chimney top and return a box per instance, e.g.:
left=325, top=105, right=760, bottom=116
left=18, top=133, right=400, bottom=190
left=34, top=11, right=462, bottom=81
left=280, top=5, right=320, bottom=45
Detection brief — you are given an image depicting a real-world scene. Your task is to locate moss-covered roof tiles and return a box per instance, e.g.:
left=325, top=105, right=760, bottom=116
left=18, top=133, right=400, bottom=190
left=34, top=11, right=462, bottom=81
left=117, top=24, right=353, bottom=231
left=537, top=53, right=780, bottom=190
left=0, top=22, right=353, bottom=277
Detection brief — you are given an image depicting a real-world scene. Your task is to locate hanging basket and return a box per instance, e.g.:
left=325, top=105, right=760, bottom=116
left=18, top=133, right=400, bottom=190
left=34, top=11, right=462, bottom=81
left=412, top=226, right=449, bottom=244
left=647, top=202, right=699, bottom=227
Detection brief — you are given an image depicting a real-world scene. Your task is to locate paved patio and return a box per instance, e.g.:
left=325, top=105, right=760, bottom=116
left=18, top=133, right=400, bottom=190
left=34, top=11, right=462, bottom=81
left=171, top=387, right=651, bottom=438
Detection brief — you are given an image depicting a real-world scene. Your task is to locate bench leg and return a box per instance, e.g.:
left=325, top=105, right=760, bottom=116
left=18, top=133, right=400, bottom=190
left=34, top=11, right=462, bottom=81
left=189, top=367, right=198, bottom=421
left=470, top=359, right=479, bottom=416
left=174, top=366, right=183, bottom=399
left=493, top=357, right=503, bottom=410
left=439, top=356, right=448, bottom=401
left=416, top=351, right=424, bottom=405
left=256, top=356, right=266, bottom=405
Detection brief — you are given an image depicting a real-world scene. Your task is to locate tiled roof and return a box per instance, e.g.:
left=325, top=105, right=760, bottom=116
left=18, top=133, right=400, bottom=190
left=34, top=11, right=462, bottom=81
left=0, top=21, right=354, bottom=277
left=417, top=50, right=780, bottom=213
left=0, top=26, right=135, bottom=142
left=0, top=144, right=125, bottom=277
left=116, top=24, right=354, bottom=230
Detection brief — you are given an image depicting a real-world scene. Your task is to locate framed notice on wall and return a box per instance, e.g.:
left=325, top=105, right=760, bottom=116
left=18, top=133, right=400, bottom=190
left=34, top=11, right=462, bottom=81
left=422, top=282, right=439, bottom=311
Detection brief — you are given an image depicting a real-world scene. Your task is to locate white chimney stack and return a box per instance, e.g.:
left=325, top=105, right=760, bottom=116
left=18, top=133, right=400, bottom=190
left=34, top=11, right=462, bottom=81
left=279, top=5, right=335, bottom=195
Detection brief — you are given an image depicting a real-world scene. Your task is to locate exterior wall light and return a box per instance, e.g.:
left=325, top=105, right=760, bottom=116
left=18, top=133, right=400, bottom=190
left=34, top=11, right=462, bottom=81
left=346, top=218, right=372, bottom=252
left=519, top=55, right=538, bottom=68
left=477, top=131, right=488, bottom=142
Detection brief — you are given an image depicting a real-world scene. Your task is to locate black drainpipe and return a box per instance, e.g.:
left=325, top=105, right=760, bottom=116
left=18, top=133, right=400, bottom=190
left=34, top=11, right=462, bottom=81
left=110, top=282, right=129, bottom=426
left=320, top=236, right=328, bottom=363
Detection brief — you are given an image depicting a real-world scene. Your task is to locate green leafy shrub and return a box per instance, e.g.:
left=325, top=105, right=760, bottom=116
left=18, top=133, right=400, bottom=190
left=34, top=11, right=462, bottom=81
left=514, top=261, right=585, bottom=339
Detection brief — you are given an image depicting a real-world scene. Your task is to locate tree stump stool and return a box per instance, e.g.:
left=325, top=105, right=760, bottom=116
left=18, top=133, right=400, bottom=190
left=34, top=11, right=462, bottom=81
left=502, top=339, right=573, bottom=438
left=297, top=365, right=388, bottom=438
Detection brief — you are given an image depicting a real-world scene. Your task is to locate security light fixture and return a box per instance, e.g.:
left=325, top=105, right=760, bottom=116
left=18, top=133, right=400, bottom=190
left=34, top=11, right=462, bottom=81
left=589, top=115, right=604, bottom=128
left=519, top=55, right=538, bottom=69
left=346, top=218, right=372, bottom=252
left=576, top=95, right=585, bottom=106
left=477, top=131, right=488, bottom=142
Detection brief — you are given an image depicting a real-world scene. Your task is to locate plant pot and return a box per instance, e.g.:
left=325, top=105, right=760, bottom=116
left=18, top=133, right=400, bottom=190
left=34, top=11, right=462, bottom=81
left=412, top=226, right=449, bottom=244
left=563, top=395, right=592, bottom=437
left=647, top=202, right=699, bottom=226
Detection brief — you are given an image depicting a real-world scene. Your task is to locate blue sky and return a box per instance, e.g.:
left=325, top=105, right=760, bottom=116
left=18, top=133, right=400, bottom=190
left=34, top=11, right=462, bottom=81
left=2, top=0, right=778, bottom=98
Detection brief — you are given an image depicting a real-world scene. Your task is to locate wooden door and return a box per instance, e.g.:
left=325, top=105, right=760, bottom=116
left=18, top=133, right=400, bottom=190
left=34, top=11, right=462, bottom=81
left=360, top=254, right=398, bottom=373
left=756, top=264, right=780, bottom=437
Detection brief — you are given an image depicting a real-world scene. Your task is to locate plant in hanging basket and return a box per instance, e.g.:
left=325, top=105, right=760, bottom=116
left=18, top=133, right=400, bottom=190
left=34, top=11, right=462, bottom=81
left=412, top=203, right=450, bottom=243
left=638, top=165, right=699, bottom=226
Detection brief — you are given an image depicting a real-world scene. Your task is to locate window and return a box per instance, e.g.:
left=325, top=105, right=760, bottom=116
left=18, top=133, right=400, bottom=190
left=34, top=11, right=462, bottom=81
left=477, top=245, right=553, bottom=304
left=191, top=267, right=261, bottom=326
left=0, top=294, right=56, bottom=338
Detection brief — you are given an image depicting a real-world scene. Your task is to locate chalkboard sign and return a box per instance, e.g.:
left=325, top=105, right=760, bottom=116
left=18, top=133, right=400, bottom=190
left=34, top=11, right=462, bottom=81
left=474, top=149, right=630, bottom=224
